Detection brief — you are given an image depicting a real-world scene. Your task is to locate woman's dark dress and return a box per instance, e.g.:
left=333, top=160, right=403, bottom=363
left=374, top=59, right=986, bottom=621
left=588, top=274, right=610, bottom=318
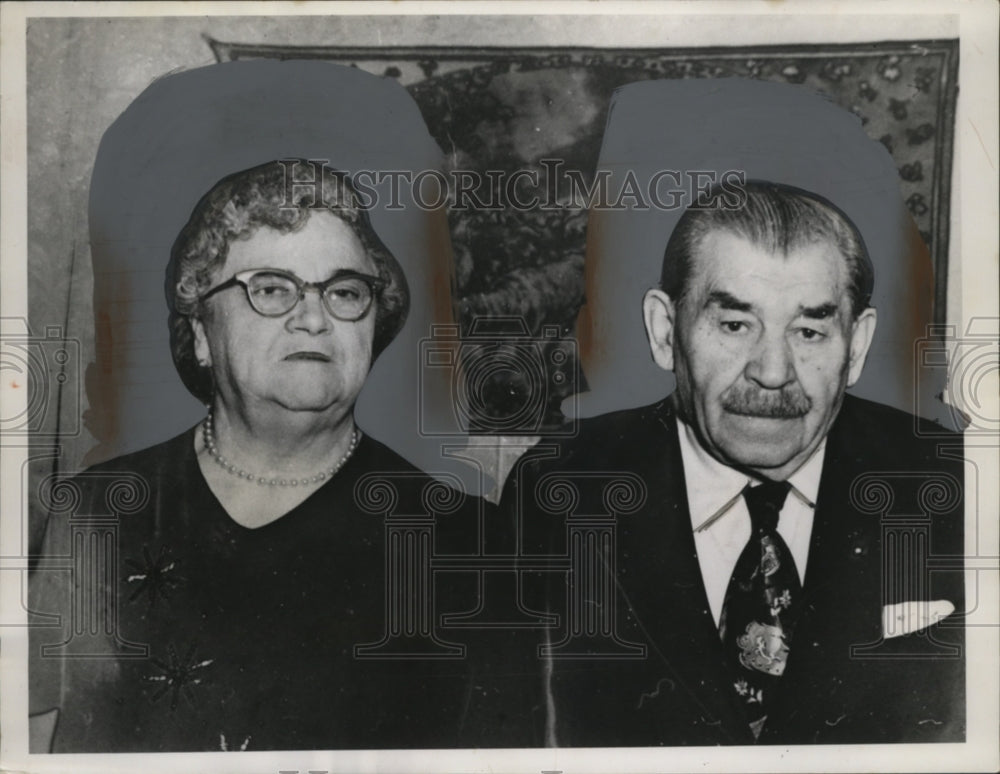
left=29, top=428, right=488, bottom=752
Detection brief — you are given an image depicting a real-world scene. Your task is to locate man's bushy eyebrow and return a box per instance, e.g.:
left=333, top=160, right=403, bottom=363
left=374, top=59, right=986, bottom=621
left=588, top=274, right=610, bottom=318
left=799, top=302, right=839, bottom=320
left=705, top=290, right=752, bottom=312
left=703, top=291, right=841, bottom=321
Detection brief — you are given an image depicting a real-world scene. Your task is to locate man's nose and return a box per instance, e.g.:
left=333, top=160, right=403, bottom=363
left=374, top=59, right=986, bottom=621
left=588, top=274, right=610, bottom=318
left=744, top=332, right=795, bottom=388
left=286, top=289, right=332, bottom=334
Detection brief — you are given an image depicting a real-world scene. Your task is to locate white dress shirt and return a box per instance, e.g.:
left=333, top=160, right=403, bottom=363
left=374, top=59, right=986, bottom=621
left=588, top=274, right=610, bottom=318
left=675, top=417, right=825, bottom=627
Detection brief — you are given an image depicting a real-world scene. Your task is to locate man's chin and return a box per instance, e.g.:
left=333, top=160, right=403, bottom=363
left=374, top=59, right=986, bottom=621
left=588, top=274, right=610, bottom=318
left=713, top=414, right=806, bottom=469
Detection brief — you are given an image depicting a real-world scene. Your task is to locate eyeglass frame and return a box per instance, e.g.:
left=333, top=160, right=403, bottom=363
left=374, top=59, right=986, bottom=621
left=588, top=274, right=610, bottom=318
left=198, top=267, right=387, bottom=322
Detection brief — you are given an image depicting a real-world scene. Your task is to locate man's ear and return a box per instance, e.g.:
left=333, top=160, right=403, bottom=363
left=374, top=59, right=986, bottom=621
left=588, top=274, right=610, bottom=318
left=846, top=306, right=877, bottom=387
left=643, top=288, right=677, bottom=372
left=191, top=317, right=213, bottom=368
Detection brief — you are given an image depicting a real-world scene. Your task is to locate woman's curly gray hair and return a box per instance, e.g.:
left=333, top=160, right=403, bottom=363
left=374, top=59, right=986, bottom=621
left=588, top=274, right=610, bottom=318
left=167, top=159, right=409, bottom=404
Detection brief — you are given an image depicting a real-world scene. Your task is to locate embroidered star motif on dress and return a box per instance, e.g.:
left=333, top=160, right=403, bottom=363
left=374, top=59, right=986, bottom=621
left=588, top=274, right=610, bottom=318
left=125, top=545, right=183, bottom=608
left=145, top=642, right=213, bottom=710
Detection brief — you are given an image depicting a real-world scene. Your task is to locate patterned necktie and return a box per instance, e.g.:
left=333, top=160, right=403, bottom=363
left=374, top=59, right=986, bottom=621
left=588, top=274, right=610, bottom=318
left=718, top=480, right=800, bottom=740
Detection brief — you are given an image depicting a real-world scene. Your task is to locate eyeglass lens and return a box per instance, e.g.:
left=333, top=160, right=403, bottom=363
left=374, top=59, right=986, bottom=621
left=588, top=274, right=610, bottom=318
left=245, top=272, right=374, bottom=320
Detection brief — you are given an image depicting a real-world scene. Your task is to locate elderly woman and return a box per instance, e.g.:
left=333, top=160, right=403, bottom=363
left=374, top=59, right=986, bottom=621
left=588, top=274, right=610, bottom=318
left=29, top=160, right=480, bottom=752
left=173, top=160, right=410, bottom=526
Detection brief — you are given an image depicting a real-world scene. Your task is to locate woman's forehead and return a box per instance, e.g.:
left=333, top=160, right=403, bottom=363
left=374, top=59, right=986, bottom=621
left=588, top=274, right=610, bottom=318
left=223, top=211, right=374, bottom=278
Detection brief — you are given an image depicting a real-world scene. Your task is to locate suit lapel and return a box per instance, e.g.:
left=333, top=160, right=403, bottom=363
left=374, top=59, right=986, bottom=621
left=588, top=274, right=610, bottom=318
left=760, top=399, right=884, bottom=741
left=621, top=402, right=756, bottom=743
left=789, top=398, right=884, bottom=651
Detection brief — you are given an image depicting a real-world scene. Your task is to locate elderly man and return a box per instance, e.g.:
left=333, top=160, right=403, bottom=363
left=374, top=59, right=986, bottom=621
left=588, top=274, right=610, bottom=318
left=508, top=180, right=964, bottom=746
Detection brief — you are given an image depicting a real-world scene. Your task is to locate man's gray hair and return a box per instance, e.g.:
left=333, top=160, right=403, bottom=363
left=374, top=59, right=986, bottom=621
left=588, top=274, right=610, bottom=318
left=660, top=180, right=875, bottom=318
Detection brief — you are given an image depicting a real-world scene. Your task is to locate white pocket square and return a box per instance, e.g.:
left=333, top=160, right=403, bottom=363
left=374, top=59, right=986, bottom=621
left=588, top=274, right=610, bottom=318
left=882, top=600, right=955, bottom=639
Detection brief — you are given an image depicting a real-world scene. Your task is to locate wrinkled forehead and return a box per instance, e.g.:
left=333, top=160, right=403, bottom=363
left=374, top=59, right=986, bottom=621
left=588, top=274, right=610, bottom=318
left=221, top=210, right=375, bottom=279
left=686, top=227, right=853, bottom=310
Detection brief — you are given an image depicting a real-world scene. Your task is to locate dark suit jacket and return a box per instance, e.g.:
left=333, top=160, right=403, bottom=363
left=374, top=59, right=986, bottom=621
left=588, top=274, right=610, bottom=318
left=506, top=394, right=965, bottom=746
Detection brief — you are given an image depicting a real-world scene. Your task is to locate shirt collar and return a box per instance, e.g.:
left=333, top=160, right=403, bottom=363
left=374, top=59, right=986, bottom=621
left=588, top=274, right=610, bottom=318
left=675, top=415, right=825, bottom=533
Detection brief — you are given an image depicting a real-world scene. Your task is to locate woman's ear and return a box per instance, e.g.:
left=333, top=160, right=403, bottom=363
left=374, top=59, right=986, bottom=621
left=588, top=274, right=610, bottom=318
left=191, top=317, right=212, bottom=368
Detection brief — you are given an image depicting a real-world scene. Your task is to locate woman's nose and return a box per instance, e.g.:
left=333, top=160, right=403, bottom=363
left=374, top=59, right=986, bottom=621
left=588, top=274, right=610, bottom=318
left=286, top=289, right=332, bottom=334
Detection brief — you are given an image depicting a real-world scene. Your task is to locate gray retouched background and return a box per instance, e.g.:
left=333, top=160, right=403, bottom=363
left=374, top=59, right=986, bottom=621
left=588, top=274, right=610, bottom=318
left=575, top=78, right=945, bottom=422
left=21, top=18, right=961, bottom=555
left=85, top=59, right=480, bottom=491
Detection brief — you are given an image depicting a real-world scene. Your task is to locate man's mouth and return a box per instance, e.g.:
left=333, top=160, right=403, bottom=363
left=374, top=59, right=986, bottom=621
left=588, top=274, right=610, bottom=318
left=284, top=351, right=332, bottom=362
left=725, top=406, right=808, bottom=419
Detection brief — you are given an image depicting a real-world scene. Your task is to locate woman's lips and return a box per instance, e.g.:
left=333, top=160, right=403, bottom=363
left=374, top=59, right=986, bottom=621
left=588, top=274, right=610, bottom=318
left=284, top=351, right=332, bottom=362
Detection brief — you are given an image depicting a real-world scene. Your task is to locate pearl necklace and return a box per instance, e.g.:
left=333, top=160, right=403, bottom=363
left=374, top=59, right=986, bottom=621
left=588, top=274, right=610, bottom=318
left=202, top=411, right=360, bottom=487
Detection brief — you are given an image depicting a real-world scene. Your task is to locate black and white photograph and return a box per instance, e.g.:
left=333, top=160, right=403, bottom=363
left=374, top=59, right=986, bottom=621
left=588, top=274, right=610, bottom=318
left=0, top=2, right=997, bottom=773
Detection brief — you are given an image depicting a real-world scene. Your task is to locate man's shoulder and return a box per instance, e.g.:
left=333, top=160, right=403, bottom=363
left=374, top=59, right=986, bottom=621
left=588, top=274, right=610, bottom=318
left=830, top=394, right=963, bottom=482
left=566, top=399, right=673, bottom=442
left=835, top=394, right=961, bottom=451
left=516, top=400, right=676, bottom=476
left=839, top=393, right=957, bottom=432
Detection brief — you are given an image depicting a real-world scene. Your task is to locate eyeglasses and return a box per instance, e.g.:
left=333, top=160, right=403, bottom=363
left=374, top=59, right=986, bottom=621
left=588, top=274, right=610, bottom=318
left=199, top=268, right=386, bottom=321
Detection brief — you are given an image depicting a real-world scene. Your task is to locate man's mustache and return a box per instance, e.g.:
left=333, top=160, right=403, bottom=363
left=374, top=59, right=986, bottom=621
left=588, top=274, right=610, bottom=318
left=721, top=384, right=813, bottom=418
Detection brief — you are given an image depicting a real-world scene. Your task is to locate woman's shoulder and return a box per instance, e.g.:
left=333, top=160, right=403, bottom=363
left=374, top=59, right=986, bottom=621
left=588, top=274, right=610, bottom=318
left=346, top=432, right=483, bottom=510
left=349, top=433, right=444, bottom=481
left=82, top=427, right=198, bottom=474
left=55, top=427, right=200, bottom=508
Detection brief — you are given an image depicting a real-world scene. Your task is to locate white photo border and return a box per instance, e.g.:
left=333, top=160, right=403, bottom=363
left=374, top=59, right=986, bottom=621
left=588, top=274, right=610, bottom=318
left=1, top=2, right=996, bottom=773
